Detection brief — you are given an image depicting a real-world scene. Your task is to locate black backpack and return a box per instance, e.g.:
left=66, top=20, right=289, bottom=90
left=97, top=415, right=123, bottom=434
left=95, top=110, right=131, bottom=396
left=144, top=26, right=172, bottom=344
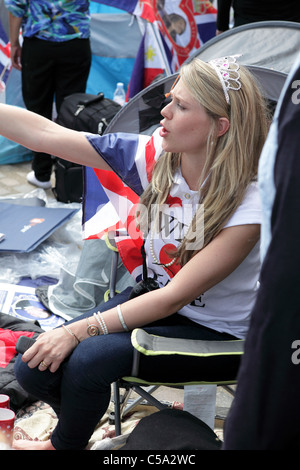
left=52, top=92, right=121, bottom=203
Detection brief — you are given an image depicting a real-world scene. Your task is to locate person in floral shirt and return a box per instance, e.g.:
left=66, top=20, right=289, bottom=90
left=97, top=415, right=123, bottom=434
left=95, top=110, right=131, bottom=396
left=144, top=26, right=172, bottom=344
left=5, top=0, right=91, bottom=188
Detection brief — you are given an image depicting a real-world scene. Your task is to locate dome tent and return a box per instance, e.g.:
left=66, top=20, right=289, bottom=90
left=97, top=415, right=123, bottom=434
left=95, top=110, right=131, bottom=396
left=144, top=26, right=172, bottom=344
left=105, top=20, right=300, bottom=137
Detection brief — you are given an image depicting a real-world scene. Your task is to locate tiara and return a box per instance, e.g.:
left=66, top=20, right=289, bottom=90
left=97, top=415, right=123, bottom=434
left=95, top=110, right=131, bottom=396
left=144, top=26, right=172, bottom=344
left=209, top=55, right=242, bottom=104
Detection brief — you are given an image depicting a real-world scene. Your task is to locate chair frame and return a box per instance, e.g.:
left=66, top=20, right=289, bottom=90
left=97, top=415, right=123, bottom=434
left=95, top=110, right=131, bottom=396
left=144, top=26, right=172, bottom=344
left=110, top=327, right=244, bottom=436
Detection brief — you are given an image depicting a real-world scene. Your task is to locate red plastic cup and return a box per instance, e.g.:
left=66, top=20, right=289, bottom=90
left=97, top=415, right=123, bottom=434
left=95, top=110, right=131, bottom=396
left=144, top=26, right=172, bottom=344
left=0, top=408, right=15, bottom=447
left=0, top=394, right=9, bottom=409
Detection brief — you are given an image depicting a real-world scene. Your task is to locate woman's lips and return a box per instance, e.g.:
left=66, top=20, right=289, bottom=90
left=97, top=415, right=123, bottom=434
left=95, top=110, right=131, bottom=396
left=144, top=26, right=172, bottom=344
left=159, top=124, right=169, bottom=138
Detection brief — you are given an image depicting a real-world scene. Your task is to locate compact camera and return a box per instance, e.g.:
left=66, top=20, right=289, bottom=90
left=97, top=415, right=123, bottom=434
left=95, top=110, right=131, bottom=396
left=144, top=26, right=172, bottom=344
left=129, top=276, right=160, bottom=299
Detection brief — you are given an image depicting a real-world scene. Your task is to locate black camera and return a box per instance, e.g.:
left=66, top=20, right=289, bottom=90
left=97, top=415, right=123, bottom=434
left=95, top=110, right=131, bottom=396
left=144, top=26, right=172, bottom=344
left=129, top=240, right=160, bottom=299
left=129, top=276, right=160, bottom=299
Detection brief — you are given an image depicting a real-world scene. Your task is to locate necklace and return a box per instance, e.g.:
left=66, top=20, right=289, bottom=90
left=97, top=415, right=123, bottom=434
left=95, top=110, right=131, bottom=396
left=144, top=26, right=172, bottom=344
left=149, top=232, right=177, bottom=267
left=149, top=200, right=200, bottom=267
left=149, top=178, right=200, bottom=267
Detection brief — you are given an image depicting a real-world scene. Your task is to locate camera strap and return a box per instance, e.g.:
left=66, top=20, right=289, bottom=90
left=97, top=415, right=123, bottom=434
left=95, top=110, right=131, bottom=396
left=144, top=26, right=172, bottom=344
left=141, top=239, right=157, bottom=282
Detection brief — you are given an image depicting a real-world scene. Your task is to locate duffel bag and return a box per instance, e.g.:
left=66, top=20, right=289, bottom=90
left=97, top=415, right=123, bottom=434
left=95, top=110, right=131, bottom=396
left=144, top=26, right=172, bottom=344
left=52, top=93, right=121, bottom=203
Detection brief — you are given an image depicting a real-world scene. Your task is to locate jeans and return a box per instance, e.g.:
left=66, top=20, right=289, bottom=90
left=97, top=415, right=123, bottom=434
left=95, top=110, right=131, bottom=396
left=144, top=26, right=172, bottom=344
left=15, top=287, right=236, bottom=450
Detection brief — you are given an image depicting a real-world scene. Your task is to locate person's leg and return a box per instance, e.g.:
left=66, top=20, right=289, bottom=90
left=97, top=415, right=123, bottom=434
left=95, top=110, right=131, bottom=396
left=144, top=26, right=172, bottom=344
left=21, top=38, right=55, bottom=119
left=13, top=289, right=132, bottom=449
left=51, top=322, right=233, bottom=449
left=21, top=38, right=55, bottom=183
left=15, top=288, right=237, bottom=449
left=14, top=322, right=134, bottom=448
left=53, top=38, right=91, bottom=113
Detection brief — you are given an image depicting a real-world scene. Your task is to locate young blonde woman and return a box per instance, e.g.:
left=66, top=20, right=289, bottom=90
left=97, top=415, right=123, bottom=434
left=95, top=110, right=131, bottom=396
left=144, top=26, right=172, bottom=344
left=1, top=56, right=268, bottom=450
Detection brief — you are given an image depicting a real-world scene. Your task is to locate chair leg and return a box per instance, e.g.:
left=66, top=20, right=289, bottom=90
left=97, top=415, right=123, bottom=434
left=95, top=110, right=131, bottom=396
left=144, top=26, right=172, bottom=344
left=221, top=385, right=236, bottom=396
left=122, top=385, right=160, bottom=418
left=112, top=382, right=122, bottom=436
left=112, top=382, right=169, bottom=435
left=108, top=251, right=123, bottom=435
left=111, top=382, right=137, bottom=435
left=131, top=385, right=169, bottom=411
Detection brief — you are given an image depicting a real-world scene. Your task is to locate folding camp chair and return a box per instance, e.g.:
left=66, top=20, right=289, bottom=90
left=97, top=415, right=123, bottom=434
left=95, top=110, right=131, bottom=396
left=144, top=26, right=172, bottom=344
left=108, top=243, right=243, bottom=436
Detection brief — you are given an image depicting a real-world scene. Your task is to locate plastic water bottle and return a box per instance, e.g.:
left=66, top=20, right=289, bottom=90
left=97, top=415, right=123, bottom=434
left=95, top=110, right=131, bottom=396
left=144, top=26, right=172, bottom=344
left=113, top=82, right=125, bottom=106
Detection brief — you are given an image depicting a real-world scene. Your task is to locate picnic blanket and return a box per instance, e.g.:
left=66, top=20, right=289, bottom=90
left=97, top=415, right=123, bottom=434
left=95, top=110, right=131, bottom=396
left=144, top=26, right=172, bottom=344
left=13, top=397, right=184, bottom=450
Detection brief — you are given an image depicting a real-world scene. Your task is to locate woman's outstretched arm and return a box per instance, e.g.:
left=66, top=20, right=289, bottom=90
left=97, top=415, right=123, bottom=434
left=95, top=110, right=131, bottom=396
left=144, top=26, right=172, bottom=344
left=0, top=104, right=110, bottom=170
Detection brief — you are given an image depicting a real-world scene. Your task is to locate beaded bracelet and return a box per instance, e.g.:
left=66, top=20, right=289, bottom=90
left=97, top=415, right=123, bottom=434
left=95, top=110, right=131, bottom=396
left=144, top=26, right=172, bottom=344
left=62, top=324, right=80, bottom=344
left=117, top=304, right=129, bottom=331
left=94, top=311, right=108, bottom=335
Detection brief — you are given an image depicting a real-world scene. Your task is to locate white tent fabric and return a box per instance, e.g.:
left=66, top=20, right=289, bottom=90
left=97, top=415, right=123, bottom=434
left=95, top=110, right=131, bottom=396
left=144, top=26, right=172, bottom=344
left=106, top=20, right=300, bottom=137
left=189, top=20, right=300, bottom=74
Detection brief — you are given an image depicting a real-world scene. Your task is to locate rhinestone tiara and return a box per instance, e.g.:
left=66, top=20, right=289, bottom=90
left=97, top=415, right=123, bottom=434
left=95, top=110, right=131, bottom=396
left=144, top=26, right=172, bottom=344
left=209, top=55, right=242, bottom=104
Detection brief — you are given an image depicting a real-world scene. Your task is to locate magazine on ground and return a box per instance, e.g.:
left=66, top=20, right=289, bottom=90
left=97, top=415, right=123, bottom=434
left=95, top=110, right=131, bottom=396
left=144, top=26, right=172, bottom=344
left=0, top=282, right=64, bottom=330
left=0, top=202, right=78, bottom=252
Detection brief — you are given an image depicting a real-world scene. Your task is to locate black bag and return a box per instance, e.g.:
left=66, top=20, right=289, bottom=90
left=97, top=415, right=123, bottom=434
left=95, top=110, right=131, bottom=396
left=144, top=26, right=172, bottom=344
left=122, top=409, right=222, bottom=450
left=129, top=240, right=160, bottom=299
left=52, top=92, right=121, bottom=203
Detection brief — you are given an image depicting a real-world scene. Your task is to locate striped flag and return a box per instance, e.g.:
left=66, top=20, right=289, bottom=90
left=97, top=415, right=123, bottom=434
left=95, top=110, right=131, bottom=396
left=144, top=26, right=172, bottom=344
left=83, top=129, right=162, bottom=279
left=0, top=19, right=11, bottom=86
left=93, top=0, right=157, bottom=21
left=127, top=21, right=168, bottom=99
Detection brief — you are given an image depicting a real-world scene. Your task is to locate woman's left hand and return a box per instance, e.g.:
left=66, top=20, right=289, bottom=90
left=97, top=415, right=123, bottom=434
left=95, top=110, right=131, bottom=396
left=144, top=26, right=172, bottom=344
left=22, top=326, right=77, bottom=373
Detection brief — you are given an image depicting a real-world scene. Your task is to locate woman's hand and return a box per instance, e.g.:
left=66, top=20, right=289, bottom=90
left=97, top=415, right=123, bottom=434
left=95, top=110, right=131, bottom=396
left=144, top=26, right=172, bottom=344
left=22, top=326, right=78, bottom=373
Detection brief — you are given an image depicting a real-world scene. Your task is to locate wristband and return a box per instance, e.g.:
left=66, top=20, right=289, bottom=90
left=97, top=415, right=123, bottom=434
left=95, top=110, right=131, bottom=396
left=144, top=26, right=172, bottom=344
left=117, top=304, right=129, bottom=331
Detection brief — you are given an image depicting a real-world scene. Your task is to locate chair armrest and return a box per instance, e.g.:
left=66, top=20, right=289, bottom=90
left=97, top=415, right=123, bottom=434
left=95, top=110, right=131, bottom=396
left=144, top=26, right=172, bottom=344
left=130, top=328, right=244, bottom=377
left=131, top=328, right=244, bottom=357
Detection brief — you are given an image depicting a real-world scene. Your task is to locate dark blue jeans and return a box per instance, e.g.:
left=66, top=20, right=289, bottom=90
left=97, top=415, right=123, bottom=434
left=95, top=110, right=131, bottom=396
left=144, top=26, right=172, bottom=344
left=14, top=287, right=236, bottom=450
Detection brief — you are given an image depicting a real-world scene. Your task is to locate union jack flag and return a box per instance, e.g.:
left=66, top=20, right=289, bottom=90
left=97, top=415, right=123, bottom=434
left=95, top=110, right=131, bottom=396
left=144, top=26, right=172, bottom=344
left=83, top=129, right=162, bottom=280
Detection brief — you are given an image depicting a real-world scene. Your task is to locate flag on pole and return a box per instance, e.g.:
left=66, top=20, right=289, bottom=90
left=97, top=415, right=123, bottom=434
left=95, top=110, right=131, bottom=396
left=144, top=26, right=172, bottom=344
left=0, top=19, right=11, bottom=85
left=127, top=21, right=168, bottom=99
left=155, top=0, right=217, bottom=70
left=95, top=1, right=217, bottom=85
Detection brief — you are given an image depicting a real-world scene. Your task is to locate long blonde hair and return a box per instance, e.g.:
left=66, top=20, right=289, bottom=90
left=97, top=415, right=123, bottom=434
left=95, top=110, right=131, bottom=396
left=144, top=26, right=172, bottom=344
left=138, top=58, right=269, bottom=266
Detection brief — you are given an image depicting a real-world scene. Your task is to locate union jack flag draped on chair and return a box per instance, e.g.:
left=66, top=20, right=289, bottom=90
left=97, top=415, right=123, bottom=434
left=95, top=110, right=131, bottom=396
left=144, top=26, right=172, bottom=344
left=83, top=131, right=163, bottom=280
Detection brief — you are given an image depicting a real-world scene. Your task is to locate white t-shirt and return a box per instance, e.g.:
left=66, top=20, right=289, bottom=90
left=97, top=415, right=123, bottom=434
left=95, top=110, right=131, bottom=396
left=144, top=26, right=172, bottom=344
left=144, top=174, right=261, bottom=339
